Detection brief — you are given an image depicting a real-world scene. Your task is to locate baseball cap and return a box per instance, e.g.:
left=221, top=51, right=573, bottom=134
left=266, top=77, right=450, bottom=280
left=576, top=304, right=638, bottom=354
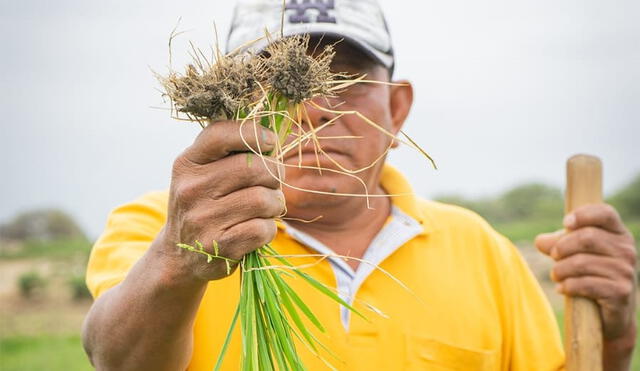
left=226, top=0, right=395, bottom=73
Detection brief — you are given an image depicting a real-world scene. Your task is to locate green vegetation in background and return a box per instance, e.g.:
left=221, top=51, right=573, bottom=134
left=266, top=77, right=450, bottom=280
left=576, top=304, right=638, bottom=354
left=608, top=175, right=640, bottom=221
left=436, top=173, right=640, bottom=243
left=0, top=208, right=92, bottom=260
left=0, top=238, right=92, bottom=260
left=0, top=335, right=92, bottom=371
left=609, top=174, right=640, bottom=243
left=18, top=270, right=46, bottom=298
left=68, top=274, right=92, bottom=300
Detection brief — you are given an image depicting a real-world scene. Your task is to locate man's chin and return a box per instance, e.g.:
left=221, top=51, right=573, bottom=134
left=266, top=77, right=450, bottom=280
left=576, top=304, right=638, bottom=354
left=284, top=188, right=345, bottom=212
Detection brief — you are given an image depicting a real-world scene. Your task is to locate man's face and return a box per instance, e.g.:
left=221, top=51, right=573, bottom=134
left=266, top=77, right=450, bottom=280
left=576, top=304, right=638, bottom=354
left=281, top=40, right=408, bottom=213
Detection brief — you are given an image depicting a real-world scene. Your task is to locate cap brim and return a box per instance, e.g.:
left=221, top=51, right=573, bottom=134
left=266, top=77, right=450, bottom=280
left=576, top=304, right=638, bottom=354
left=240, top=28, right=394, bottom=71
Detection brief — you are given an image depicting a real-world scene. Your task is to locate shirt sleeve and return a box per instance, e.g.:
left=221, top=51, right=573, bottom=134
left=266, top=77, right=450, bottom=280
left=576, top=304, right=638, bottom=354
left=85, top=191, right=169, bottom=299
left=494, top=233, right=566, bottom=371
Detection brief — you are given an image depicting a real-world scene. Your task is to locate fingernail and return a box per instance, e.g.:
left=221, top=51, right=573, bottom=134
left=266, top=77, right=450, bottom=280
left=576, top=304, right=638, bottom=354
left=563, top=213, right=576, bottom=229
left=262, top=129, right=273, bottom=145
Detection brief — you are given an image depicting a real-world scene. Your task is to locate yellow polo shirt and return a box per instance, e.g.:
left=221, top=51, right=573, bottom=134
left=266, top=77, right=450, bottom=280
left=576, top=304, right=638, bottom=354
left=86, top=166, right=565, bottom=370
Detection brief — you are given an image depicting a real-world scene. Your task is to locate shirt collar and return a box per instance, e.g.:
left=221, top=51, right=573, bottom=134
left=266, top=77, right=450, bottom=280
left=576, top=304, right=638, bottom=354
left=379, top=164, right=436, bottom=236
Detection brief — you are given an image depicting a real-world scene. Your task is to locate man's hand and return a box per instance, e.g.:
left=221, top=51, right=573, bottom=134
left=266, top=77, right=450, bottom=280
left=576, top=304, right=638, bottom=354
left=82, top=120, right=284, bottom=371
left=157, top=120, right=284, bottom=282
left=535, top=204, right=637, bottom=370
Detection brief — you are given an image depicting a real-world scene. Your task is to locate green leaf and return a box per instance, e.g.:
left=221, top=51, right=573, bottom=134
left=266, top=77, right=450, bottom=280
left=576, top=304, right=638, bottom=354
left=214, top=303, right=240, bottom=371
left=264, top=244, right=367, bottom=320
left=254, top=295, right=274, bottom=371
left=277, top=276, right=325, bottom=332
left=253, top=260, right=266, bottom=304
left=260, top=116, right=270, bottom=129
left=271, top=270, right=319, bottom=352
left=262, top=274, right=301, bottom=369
left=242, top=269, right=258, bottom=370
left=295, top=271, right=367, bottom=321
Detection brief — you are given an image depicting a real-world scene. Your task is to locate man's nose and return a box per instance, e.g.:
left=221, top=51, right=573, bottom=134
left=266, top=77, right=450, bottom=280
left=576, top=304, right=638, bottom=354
left=301, top=96, right=336, bottom=130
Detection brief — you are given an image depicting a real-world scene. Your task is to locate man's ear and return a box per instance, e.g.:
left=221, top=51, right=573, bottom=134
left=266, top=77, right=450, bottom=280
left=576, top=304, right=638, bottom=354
left=389, top=80, right=414, bottom=148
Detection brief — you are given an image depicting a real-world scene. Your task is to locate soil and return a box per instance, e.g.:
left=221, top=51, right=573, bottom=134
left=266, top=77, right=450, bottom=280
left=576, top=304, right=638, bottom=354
left=0, top=259, right=91, bottom=338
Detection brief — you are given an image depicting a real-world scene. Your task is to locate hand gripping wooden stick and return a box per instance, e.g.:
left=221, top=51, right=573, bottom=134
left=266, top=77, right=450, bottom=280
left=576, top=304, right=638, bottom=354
left=565, top=154, right=604, bottom=371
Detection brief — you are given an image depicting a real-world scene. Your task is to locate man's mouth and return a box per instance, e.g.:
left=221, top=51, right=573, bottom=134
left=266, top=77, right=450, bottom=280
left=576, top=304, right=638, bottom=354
left=282, top=146, right=348, bottom=164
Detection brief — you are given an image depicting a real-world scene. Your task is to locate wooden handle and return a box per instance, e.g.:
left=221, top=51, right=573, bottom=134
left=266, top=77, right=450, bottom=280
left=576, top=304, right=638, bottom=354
left=564, top=154, right=603, bottom=371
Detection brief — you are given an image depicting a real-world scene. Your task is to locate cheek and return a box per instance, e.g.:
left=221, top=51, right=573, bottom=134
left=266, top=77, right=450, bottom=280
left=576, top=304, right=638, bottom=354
left=340, top=102, right=394, bottom=156
left=340, top=86, right=393, bottom=132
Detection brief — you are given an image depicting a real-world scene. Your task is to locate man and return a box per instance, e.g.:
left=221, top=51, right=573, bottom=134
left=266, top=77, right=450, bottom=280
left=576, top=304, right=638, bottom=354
left=82, top=0, right=637, bottom=370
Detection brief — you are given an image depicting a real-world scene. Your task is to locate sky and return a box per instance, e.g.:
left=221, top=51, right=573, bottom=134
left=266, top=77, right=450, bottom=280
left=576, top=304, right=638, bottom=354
left=1, top=0, right=639, bottom=238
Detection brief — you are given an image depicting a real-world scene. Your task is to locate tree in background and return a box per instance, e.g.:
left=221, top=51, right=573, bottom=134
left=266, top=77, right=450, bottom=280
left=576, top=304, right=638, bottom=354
left=0, top=209, right=87, bottom=242
left=608, top=175, right=640, bottom=221
left=436, top=173, right=640, bottom=243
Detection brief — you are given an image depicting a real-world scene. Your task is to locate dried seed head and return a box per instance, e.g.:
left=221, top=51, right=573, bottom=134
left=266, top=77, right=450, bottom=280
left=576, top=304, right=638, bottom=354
left=262, top=34, right=335, bottom=103
left=159, top=54, right=261, bottom=120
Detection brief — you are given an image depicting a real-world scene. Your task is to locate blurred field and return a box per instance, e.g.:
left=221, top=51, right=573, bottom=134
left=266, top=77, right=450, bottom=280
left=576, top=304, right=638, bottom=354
left=0, top=236, right=93, bottom=370
left=1, top=335, right=88, bottom=371
left=1, top=175, right=638, bottom=370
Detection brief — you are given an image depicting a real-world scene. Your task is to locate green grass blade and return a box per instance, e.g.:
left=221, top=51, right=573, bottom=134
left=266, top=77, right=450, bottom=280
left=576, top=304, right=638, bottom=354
left=295, top=271, right=367, bottom=321
left=239, top=267, right=249, bottom=357
left=213, top=303, right=240, bottom=371
left=276, top=275, right=325, bottom=332
left=254, top=292, right=274, bottom=371
left=256, top=264, right=291, bottom=370
left=252, top=255, right=267, bottom=304
left=262, top=279, right=302, bottom=370
left=241, top=265, right=258, bottom=371
left=262, top=244, right=367, bottom=320
left=268, top=270, right=319, bottom=352
left=262, top=309, right=288, bottom=371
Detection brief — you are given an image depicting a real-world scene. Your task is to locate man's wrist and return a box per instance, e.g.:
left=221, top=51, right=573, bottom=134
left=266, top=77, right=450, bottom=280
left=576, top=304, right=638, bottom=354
left=603, top=322, right=636, bottom=371
left=147, top=228, right=210, bottom=291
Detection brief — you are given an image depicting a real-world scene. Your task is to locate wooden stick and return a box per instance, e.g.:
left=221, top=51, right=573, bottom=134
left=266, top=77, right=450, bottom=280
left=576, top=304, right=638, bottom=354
left=564, top=154, right=604, bottom=371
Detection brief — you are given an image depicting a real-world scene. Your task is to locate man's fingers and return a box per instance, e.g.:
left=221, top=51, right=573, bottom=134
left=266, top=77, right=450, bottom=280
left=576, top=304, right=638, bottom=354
left=171, top=153, right=283, bottom=209
left=183, top=120, right=276, bottom=164
left=202, top=153, right=283, bottom=197
left=217, top=218, right=278, bottom=261
left=185, top=187, right=285, bottom=232
left=193, top=218, right=277, bottom=271
left=558, top=276, right=634, bottom=304
left=216, top=187, right=285, bottom=229
left=551, top=253, right=635, bottom=282
left=564, top=203, right=627, bottom=235
left=534, top=230, right=564, bottom=255
left=549, top=226, right=635, bottom=262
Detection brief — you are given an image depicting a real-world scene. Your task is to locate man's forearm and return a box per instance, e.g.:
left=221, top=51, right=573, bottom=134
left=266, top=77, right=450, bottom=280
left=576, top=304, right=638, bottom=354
left=82, top=240, right=208, bottom=371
